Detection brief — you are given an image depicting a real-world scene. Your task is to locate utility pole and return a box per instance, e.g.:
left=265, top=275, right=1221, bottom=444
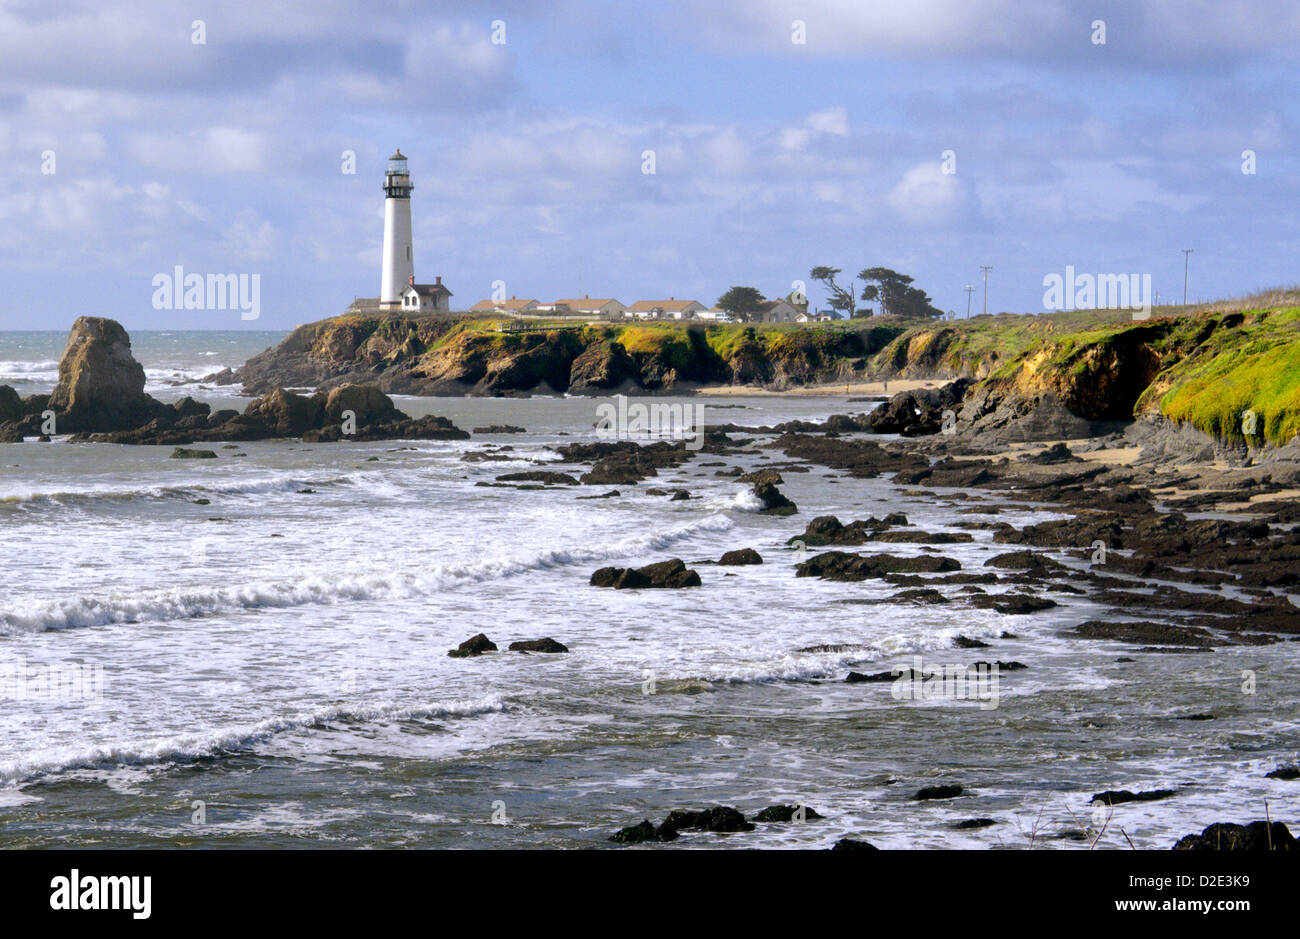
left=965, top=284, right=975, bottom=319
left=979, top=266, right=992, bottom=316
left=1181, top=249, right=1193, bottom=306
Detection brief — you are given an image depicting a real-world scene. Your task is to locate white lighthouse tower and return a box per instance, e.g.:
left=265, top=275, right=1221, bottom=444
left=379, top=148, right=414, bottom=309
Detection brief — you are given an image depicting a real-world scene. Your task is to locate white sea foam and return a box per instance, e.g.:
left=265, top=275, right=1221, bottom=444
left=0, top=468, right=392, bottom=508
left=0, top=513, right=736, bottom=634
left=0, top=694, right=509, bottom=786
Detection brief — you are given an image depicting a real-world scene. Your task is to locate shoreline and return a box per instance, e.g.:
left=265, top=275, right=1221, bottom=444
left=695, top=378, right=946, bottom=398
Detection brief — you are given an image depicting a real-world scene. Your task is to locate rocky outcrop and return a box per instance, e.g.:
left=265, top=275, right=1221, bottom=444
left=508, top=638, right=569, bottom=653
left=752, top=480, right=797, bottom=515
left=796, top=551, right=961, bottom=581
left=1173, top=821, right=1295, bottom=851
left=590, top=558, right=702, bottom=589
left=84, top=383, right=469, bottom=445
left=0, top=319, right=470, bottom=446
left=47, top=317, right=160, bottom=433
left=864, top=379, right=972, bottom=436
left=448, top=633, right=497, bottom=658
left=788, top=514, right=909, bottom=546
left=2, top=319, right=171, bottom=439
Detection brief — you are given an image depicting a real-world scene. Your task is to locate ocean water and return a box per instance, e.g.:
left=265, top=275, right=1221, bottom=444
left=1, top=330, right=1297, bottom=849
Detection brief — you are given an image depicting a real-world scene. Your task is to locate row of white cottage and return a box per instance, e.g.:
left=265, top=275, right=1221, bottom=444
left=469, top=295, right=834, bottom=323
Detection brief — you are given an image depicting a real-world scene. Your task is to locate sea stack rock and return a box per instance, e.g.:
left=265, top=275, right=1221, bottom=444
left=48, top=317, right=156, bottom=432
left=323, top=383, right=403, bottom=427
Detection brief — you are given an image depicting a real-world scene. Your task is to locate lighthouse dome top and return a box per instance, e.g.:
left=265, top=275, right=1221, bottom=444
left=389, top=149, right=406, bottom=161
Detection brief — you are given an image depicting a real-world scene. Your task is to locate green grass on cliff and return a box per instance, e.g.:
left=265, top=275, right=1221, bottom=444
left=873, top=296, right=1300, bottom=446
left=1152, top=308, right=1300, bottom=445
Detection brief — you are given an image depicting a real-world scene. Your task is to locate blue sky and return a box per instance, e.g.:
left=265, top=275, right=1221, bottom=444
left=1, top=0, right=1297, bottom=330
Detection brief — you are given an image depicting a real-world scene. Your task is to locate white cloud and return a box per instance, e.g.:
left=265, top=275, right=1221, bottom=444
left=130, top=127, right=269, bottom=174
left=888, top=161, right=964, bottom=223
left=711, top=0, right=1300, bottom=63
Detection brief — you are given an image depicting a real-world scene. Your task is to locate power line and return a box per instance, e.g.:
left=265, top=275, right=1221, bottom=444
left=965, top=284, right=975, bottom=319
left=979, top=266, right=992, bottom=316
left=1181, top=249, right=1193, bottom=306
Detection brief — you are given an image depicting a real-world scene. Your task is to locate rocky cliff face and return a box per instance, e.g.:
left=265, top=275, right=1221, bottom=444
left=872, top=304, right=1300, bottom=454
left=232, top=316, right=906, bottom=396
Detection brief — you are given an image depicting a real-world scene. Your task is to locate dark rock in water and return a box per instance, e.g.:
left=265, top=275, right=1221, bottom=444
left=1265, top=764, right=1300, bottom=780
left=739, top=468, right=783, bottom=486
left=1068, top=620, right=1216, bottom=648
left=576, top=489, right=621, bottom=500
left=846, top=669, right=901, bottom=683
left=797, top=551, right=960, bottom=581
left=581, top=461, right=645, bottom=486
left=496, top=471, right=579, bottom=486
left=753, top=480, right=797, bottom=515
left=638, top=558, right=701, bottom=587
left=954, top=636, right=990, bottom=649
left=447, top=633, right=497, bottom=658
left=983, top=550, right=1068, bottom=574
left=658, top=806, right=754, bottom=835
left=915, top=784, right=963, bottom=801
left=610, top=820, right=678, bottom=844
left=1090, top=788, right=1177, bottom=806
left=508, top=637, right=569, bottom=653
left=971, top=594, right=1058, bottom=615
left=171, top=447, right=216, bottom=459
left=971, top=660, right=1028, bottom=671
left=788, top=513, right=908, bottom=547
left=472, top=424, right=526, bottom=434
left=718, top=548, right=763, bottom=566
left=753, top=804, right=824, bottom=823
left=669, top=489, right=691, bottom=501
left=831, top=837, right=878, bottom=851
left=871, top=530, right=973, bottom=544
left=590, top=558, right=701, bottom=589
left=590, top=567, right=652, bottom=589
left=953, top=818, right=997, bottom=830
left=1173, top=821, right=1295, bottom=851
left=892, top=588, right=948, bottom=604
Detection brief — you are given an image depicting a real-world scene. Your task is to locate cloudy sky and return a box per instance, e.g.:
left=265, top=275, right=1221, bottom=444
left=1, top=0, right=1297, bottom=330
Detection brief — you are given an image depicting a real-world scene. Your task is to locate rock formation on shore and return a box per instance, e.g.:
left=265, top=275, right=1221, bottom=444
left=0, top=317, right=468, bottom=444
left=47, top=317, right=160, bottom=432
